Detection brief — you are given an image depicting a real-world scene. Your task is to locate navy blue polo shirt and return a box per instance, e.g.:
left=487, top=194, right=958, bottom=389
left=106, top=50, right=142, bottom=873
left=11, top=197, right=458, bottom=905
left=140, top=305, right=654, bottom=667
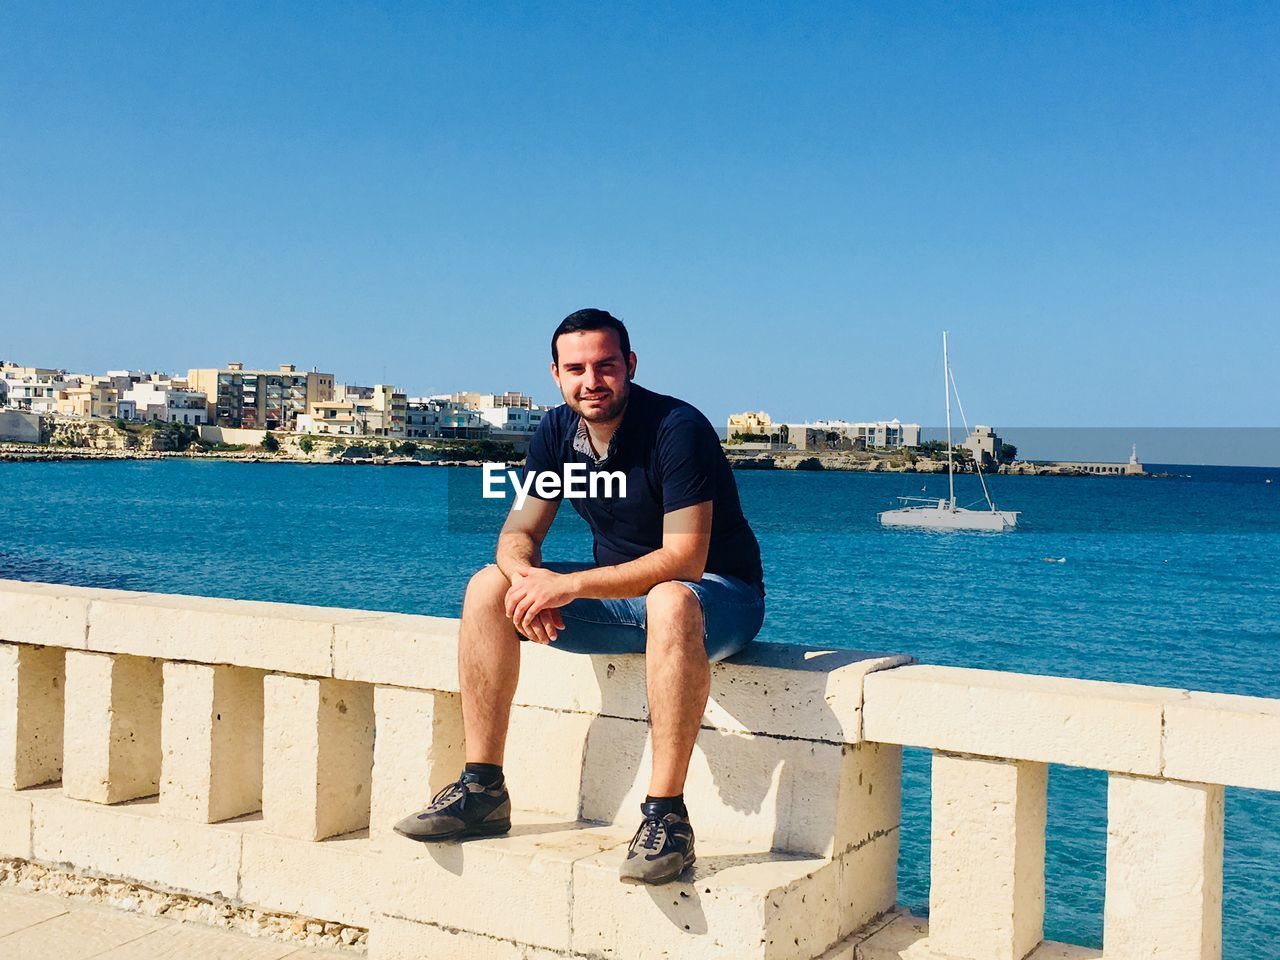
left=522, top=383, right=764, bottom=593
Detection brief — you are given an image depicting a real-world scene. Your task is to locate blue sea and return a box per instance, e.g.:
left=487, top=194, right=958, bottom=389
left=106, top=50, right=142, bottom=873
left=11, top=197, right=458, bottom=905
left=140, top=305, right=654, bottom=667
left=3, top=459, right=1279, bottom=954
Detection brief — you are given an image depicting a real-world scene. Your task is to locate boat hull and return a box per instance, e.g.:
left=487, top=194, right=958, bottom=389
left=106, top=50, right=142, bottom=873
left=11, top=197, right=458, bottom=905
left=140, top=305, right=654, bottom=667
left=879, top=506, right=1018, bottom=532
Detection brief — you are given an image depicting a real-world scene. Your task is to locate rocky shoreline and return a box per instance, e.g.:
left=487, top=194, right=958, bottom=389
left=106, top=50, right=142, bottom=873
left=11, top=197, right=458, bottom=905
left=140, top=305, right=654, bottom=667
left=2, top=443, right=1153, bottom=477
left=0, top=443, right=503, bottom=469
left=725, top=449, right=1153, bottom=477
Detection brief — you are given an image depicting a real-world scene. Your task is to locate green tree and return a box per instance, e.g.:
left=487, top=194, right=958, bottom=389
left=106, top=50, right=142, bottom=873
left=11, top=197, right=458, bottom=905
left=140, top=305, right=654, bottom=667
left=298, top=435, right=315, bottom=454
left=999, top=442, right=1018, bottom=464
left=399, top=440, right=418, bottom=457
left=261, top=431, right=280, bottom=453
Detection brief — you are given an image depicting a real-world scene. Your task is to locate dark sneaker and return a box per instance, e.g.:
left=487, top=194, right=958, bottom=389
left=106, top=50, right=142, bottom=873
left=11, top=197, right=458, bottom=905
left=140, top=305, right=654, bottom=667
left=618, top=802, right=696, bottom=885
left=392, top=772, right=511, bottom=842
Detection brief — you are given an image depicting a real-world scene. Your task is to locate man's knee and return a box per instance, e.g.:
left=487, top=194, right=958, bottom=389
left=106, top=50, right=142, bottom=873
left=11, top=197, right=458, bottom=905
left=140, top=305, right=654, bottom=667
left=462, top=565, right=510, bottom=619
left=645, top=581, right=704, bottom=640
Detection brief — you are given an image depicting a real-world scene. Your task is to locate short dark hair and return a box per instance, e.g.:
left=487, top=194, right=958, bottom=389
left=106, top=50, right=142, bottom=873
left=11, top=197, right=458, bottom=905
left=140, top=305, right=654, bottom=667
left=551, top=309, right=631, bottom=364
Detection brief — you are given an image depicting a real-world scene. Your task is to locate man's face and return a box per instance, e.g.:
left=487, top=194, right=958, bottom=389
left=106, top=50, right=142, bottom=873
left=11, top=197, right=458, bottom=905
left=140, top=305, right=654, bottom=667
left=552, top=329, right=636, bottom=423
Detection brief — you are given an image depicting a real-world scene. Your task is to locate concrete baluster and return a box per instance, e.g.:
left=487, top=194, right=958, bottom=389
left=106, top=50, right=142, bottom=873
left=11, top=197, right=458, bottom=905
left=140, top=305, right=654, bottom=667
left=369, top=685, right=465, bottom=839
left=0, top=643, right=65, bottom=789
left=160, top=662, right=265, bottom=822
left=63, top=651, right=163, bottom=803
left=262, top=675, right=374, bottom=840
left=1104, top=774, right=1223, bottom=960
left=929, top=752, right=1048, bottom=960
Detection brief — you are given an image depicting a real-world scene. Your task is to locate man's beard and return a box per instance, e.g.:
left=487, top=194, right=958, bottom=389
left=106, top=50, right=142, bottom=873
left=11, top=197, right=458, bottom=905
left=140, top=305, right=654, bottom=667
left=567, top=380, right=630, bottom=423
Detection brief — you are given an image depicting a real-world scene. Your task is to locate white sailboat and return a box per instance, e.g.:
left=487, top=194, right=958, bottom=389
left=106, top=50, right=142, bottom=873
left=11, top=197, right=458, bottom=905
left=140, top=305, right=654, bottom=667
left=879, top=332, right=1019, bottom=532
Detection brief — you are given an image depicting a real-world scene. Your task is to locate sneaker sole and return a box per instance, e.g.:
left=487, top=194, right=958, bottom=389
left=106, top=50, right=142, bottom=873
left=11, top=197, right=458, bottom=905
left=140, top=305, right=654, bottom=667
left=618, top=854, right=696, bottom=886
left=393, top=818, right=512, bottom=843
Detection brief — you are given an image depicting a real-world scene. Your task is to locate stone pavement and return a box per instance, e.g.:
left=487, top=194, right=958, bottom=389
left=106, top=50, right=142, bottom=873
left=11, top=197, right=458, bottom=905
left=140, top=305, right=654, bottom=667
left=0, top=887, right=357, bottom=960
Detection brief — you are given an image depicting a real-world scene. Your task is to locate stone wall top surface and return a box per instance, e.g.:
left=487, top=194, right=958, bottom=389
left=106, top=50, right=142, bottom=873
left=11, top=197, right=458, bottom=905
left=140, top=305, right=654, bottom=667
left=862, top=664, right=1184, bottom=775
left=9, top=577, right=1280, bottom=778
left=0, top=578, right=909, bottom=744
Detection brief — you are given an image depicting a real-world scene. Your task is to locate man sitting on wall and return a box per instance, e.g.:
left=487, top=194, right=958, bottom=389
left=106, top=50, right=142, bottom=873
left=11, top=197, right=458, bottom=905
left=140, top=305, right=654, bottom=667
left=393, top=308, right=766, bottom=885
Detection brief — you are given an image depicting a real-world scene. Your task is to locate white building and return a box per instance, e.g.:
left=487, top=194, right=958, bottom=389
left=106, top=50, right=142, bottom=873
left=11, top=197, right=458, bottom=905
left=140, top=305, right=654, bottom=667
left=1, top=367, right=79, bottom=414
left=404, top=398, right=490, bottom=440
left=820, top=419, right=921, bottom=449
left=781, top=419, right=921, bottom=451
left=477, top=406, right=546, bottom=433
left=450, top=390, right=535, bottom=410
left=122, top=384, right=209, bottom=425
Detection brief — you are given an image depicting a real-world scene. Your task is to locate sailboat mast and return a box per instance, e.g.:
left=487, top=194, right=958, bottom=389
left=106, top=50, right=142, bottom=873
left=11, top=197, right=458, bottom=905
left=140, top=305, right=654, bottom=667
left=944, top=330, right=954, bottom=508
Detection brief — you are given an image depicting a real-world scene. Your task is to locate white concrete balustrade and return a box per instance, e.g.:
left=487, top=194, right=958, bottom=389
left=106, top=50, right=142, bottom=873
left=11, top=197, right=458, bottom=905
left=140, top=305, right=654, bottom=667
left=0, top=578, right=1277, bottom=960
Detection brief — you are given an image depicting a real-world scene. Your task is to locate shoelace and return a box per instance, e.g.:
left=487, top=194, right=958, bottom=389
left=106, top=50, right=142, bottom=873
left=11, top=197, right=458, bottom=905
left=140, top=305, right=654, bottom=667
left=632, top=815, right=667, bottom=852
left=423, top=780, right=469, bottom=815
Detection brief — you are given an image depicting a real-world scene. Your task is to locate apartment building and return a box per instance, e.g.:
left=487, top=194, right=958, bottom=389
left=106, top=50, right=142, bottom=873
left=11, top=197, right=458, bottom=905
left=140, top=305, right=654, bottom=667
left=298, top=384, right=406, bottom=437
left=332, top=384, right=407, bottom=437
left=55, top=380, right=118, bottom=419
left=1, top=365, right=79, bottom=415
left=819, top=419, right=921, bottom=449
left=187, top=363, right=335, bottom=430
left=780, top=419, right=922, bottom=451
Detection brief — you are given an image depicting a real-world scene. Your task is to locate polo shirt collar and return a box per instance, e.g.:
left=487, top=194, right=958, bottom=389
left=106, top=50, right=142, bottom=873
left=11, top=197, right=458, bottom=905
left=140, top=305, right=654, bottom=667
left=572, top=384, right=643, bottom=465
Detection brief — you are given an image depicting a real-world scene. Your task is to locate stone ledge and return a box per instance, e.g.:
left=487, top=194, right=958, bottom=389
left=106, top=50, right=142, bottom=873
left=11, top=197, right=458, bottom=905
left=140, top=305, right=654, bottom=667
left=0, top=789, right=32, bottom=859
left=241, top=829, right=378, bottom=929
left=572, top=841, right=843, bottom=960
left=863, top=665, right=1182, bottom=774
left=1163, top=690, right=1280, bottom=790
left=377, top=811, right=626, bottom=953
left=0, top=858, right=366, bottom=952
left=0, top=579, right=97, bottom=649
left=374, top=810, right=897, bottom=960
left=29, top=786, right=242, bottom=899
left=339, top=617, right=910, bottom=743
left=2, top=579, right=911, bottom=746
left=852, top=912, right=1101, bottom=960
left=9, top=784, right=894, bottom=960
left=6, top=785, right=374, bottom=943
left=87, top=593, right=382, bottom=677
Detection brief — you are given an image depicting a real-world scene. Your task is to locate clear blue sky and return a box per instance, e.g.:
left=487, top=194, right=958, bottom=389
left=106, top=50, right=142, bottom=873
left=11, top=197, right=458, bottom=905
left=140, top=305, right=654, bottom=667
left=2, top=2, right=1276, bottom=433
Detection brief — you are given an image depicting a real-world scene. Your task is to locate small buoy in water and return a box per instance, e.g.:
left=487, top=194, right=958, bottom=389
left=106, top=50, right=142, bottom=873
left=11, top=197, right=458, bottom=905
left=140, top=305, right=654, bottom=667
left=1041, top=557, right=1066, bottom=564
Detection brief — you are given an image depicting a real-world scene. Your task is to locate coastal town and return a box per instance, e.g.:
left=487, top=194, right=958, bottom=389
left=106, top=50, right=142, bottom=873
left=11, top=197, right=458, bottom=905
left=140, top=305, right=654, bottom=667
left=0, top=359, right=1145, bottom=475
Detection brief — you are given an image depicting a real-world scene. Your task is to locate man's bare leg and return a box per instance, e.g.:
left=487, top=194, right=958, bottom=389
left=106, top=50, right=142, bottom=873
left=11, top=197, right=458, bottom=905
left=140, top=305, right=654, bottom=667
left=644, top=581, right=709, bottom=796
left=459, top=565, right=521, bottom=765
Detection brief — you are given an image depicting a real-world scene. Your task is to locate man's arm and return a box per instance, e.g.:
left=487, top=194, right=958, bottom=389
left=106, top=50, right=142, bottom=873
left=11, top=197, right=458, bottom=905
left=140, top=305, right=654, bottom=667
left=494, top=493, right=566, bottom=645
left=504, top=501, right=712, bottom=636
left=495, top=493, right=560, bottom=581
left=566, top=501, right=711, bottom=598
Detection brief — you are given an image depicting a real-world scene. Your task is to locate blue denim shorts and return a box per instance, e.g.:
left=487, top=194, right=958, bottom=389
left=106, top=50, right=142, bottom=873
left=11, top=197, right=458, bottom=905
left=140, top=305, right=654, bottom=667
left=530, top=561, right=765, bottom=662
